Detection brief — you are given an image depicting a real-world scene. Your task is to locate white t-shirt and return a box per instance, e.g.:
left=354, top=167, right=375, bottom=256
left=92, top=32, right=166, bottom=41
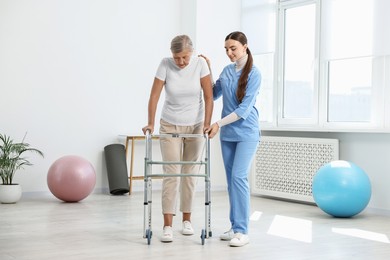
left=155, top=56, right=210, bottom=126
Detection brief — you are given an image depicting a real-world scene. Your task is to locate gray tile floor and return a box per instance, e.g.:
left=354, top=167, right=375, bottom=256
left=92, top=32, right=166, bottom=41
left=1, top=190, right=389, bottom=260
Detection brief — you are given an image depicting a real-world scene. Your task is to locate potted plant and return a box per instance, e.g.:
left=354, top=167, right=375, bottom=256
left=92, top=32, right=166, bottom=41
left=0, top=133, right=44, bottom=203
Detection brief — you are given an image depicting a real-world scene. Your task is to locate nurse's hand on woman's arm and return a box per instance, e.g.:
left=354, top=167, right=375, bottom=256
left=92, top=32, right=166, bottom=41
left=198, top=54, right=211, bottom=69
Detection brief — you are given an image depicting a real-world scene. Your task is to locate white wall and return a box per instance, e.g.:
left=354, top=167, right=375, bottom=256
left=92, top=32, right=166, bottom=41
left=3, top=0, right=389, bottom=214
left=0, top=0, right=180, bottom=192
left=0, top=0, right=240, bottom=194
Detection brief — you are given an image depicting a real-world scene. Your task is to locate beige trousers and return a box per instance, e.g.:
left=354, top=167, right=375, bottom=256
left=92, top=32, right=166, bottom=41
left=159, top=119, right=204, bottom=214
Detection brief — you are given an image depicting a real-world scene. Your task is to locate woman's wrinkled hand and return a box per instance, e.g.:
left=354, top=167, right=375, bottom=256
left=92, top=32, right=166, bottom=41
left=142, top=125, right=154, bottom=135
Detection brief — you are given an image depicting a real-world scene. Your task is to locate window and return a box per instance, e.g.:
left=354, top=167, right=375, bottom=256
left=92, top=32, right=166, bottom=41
left=327, top=57, right=372, bottom=123
left=241, top=0, right=277, bottom=124
left=321, top=0, right=389, bottom=130
left=280, top=2, right=317, bottom=122
left=242, top=0, right=390, bottom=132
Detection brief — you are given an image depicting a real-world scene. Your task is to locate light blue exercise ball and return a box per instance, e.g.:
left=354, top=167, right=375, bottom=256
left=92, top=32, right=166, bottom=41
left=312, top=160, right=371, bottom=218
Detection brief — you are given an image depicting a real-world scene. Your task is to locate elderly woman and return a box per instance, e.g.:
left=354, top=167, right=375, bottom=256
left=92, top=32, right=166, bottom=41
left=142, top=35, right=213, bottom=243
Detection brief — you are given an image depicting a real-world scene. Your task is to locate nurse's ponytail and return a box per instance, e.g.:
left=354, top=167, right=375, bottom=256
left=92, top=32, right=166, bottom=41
left=225, top=31, right=253, bottom=103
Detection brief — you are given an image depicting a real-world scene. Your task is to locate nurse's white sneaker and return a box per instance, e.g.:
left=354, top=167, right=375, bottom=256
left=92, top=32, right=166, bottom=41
left=161, top=226, right=173, bottom=242
left=229, top=233, right=249, bottom=247
left=219, top=228, right=234, bottom=241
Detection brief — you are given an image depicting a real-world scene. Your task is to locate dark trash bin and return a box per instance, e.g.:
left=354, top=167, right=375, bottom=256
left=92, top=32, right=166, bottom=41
left=104, top=144, right=130, bottom=195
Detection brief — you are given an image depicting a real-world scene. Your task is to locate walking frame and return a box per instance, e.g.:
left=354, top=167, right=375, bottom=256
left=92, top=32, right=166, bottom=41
left=143, top=132, right=212, bottom=245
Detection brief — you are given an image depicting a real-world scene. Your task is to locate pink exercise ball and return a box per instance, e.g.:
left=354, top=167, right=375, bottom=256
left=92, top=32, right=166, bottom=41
left=47, top=155, right=96, bottom=202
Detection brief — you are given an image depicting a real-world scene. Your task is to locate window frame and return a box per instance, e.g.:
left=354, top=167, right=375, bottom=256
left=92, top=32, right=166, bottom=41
left=276, top=0, right=321, bottom=128
left=254, top=0, right=390, bottom=133
left=321, top=56, right=387, bottom=131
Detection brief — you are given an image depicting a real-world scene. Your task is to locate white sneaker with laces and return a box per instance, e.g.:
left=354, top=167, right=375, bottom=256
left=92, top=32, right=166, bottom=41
left=219, top=228, right=234, bottom=241
left=182, top=220, right=194, bottom=235
left=229, top=232, right=249, bottom=247
left=161, top=226, right=173, bottom=242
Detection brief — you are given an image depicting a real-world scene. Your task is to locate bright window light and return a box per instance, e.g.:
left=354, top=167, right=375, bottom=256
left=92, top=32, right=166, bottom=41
left=267, top=215, right=312, bottom=243
left=250, top=211, right=263, bottom=221
left=332, top=228, right=390, bottom=244
left=282, top=3, right=316, bottom=119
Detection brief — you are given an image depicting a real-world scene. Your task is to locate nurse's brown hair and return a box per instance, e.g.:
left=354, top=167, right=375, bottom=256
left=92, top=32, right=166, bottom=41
left=225, top=31, right=253, bottom=103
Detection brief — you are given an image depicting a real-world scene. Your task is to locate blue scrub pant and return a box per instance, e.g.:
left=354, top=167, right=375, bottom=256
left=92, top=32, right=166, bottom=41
left=221, top=140, right=258, bottom=234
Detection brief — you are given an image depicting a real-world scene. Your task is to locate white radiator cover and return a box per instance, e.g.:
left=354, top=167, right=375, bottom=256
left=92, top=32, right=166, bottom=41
left=251, top=136, right=339, bottom=203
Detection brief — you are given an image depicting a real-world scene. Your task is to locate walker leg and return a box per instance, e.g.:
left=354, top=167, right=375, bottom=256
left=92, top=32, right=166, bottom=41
left=205, top=179, right=212, bottom=238
left=200, top=229, right=206, bottom=245
left=145, top=229, right=151, bottom=245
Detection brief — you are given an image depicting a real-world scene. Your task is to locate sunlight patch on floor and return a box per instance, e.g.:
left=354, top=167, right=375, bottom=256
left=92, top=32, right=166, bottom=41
left=332, top=228, right=390, bottom=243
left=250, top=211, right=263, bottom=221
left=267, top=215, right=312, bottom=243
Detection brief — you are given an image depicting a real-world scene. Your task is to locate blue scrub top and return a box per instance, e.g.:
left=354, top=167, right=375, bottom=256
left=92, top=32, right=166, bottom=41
left=213, top=64, right=262, bottom=142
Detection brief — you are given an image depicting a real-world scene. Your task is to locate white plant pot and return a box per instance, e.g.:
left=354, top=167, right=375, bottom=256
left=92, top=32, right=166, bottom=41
left=0, top=184, right=22, bottom=204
